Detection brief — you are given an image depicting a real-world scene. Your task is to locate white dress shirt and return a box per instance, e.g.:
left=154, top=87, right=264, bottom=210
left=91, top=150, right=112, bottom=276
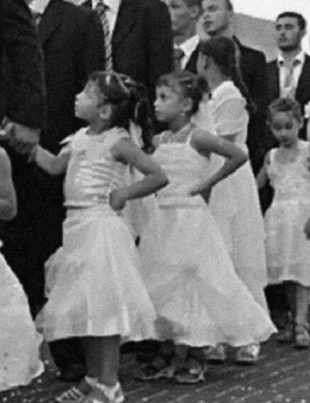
left=175, top=34, right=199, bottom=70
left=277, top=51, right=306, bottom=99
left=30, top=0, right=51, bottom=14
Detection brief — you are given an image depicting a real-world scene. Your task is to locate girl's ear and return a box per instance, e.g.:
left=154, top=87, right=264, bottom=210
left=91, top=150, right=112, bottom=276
left=99, top=104, right=113, bottom=120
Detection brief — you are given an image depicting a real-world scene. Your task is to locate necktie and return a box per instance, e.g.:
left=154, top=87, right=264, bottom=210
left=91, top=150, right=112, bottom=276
left=96, top=0, right=113, bottom=71
left=173, top=47, right=185, bottom=73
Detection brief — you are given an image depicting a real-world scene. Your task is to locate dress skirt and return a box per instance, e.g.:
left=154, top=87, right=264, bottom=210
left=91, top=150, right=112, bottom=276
left=265, top=200, right=310, bottom=286
left=41, top=205, right=156, bottom=342
left=139, top=201, right=276, bottom=348
left=0, top=252, right=43, bottom=391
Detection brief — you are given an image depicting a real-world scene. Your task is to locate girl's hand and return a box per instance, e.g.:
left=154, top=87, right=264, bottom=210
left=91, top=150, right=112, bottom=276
left=304, top=217, right=310, bottom=239
left=189, top=182, right=213, bottom=203
left=109, top=189, right=128, bottom=211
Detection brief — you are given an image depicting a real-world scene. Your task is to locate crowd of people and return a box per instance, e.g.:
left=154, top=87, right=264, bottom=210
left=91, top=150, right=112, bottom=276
left=1, top=0, right=310, bottom=402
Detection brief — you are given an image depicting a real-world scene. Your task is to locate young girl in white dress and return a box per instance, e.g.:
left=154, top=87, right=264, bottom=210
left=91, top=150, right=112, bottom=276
left=138, top=71, right=276, bottom=384
left=258, top=98, right=310, bottom=349
left=27, top=71, right=168, bottom=403
left=194, top=37, right=269, bottom=362
left=0, top=145, right=43, bottom=391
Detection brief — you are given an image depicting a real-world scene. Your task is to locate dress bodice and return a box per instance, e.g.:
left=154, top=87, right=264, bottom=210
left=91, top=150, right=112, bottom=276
left=267, top=141, right=310, bottom=204
left=64, top=127, right=129, bottom=208
left=154, top=125, right=209, bottom=208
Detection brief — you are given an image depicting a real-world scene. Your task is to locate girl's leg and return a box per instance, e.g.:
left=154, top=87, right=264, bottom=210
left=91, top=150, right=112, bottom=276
left=295, top=284, right=310, bottom=348
left=97, top=335, right=120, bottom=387
left=173, top=345, right=206, bottom=384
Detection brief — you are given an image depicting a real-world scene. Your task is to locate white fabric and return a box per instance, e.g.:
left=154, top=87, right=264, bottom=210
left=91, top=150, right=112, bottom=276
left=0, top=253, right=43, bottom=391
left=265, top=141, right=310, bottom=286
left=30, top=0, right=50, bottom=14
left=40, top=127, right=156, bottom=342
left=176, top=34, right=199, bottom=70
left=139, top=125, right=276, bottom=347
left=193, top=81, right=268, bottom=309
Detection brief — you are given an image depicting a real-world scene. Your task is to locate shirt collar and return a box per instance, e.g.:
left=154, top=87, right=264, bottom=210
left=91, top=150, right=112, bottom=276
left=91, top=0, right=121, bottom=13
left=30, top=0, right=51, bottom=14
left=277, top=50, right=306, bottom=67
left=177, top=35, right=200, bottom=59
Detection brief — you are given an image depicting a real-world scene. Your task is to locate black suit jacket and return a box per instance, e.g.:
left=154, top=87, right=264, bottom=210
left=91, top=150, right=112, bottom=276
left=186, top=38, right=268, bottom=174
left=267, top=55, right=310, bottom=142
left=0, top=0, right=45, bottom=129
left=82, top=0, right=174, bottom=101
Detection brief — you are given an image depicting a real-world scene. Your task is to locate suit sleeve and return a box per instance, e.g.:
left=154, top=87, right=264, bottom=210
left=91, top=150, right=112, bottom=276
left=4, top=0, right=46, bottom=129
left=77, top=9, right=106, bottom=88
left=143, top=0, right=174, bottom=101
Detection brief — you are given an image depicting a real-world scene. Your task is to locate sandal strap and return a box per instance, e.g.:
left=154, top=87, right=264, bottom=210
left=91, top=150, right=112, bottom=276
left=56, top=386, right=86, bottom=403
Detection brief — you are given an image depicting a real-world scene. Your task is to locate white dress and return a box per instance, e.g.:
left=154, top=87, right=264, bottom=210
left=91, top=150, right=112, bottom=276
left=193, top=81, right=268, bottom=309
left=139, top=125, right=276, bottom=348
left=40, top=127, right=156, bottom=342
left=0, top=250, right=43, bottom=391
left=265, top=141, right=310, bottom=286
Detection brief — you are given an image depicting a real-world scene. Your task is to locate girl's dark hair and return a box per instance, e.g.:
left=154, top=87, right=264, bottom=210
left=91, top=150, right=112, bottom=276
left=120, top=74, right=155, bottom=153
left=267, top=97, right=303, bottom=124
left=88, top=71, right=131, bottom=130
left=199, top=37, right=256, bottom=115
left=156, top=71, right=207, bottom=115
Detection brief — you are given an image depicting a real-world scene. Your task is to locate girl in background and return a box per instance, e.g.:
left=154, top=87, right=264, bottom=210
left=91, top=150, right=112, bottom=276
left=194, top=37, right=269, bottom=363
left=258, top=98, right=310, bottom=349
left=138, top=71, right=276, bottom=383
left=27, top=71, right=168, bottom=403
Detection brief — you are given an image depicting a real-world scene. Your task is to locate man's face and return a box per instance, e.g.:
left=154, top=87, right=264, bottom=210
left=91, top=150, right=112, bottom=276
left=275, top=17, right=305, bottom=52
left=201, top=0, right=232, bottom=37
left=166, top=0, right=199, bottom=36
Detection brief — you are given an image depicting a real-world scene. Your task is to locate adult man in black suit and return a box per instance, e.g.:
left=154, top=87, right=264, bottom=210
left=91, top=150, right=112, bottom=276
left=264, top=12, right=310, bottom=334
left=1, top=0, right=45, bottom=144
left=82, top=0, right=174, bottom=102
left=2, top=0, right=105, bottom=382
left=267, top=12, right=310, bottom=144
left=165, top=0, right=201, bottom=73
left=197, top=0, right=268, bottom=175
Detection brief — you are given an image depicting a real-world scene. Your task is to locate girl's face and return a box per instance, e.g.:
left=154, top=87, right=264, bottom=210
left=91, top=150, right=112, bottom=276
left=75, top=81, right=101, bottom=122
left=154, top=85, right=187, bottom=123
left=270, top=111, right=301, bottom=147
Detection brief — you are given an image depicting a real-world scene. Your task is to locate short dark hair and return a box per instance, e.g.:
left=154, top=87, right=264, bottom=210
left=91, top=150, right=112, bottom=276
left=268, top=97, right=303, bottom=124
left=276, top=12, right=307, bottom=30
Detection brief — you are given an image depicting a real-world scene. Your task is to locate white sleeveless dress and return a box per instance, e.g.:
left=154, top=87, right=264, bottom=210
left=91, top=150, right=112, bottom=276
left=0, top=250, right=43, bottom=391
left=139, top=125, right=276, bottom=348
left=40, top=127, right=156, bottom=342
left=265, top=141, right=310, bottom=286
left=193, top=81, right=268, bottom=309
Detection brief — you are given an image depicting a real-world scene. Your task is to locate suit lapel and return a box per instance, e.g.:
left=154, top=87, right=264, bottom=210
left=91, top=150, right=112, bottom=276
left=296, top=55, right=310, bottom=103
left=37, top=0, right=65, bottom=46
left=112, top=0, right=138, bottom=46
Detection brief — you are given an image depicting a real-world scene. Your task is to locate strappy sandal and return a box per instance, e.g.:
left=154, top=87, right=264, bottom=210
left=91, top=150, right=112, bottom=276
left=135, top=355, right=174, bottom=381
left=83, top=382, right=125, bottom=403
left=173, top=359, right=207, bottom=385
left=235, top=343, right=260, bottom=364
left=295, top=323, right=310, bottom=349
left=55, top=376, right=97, bottom=403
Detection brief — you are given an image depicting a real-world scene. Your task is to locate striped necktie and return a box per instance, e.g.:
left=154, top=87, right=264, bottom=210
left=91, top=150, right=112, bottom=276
left=96, top=0, right=113, bottom=71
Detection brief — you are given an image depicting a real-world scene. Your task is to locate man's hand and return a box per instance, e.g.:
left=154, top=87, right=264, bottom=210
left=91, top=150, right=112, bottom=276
left=6, top=122, right=40, bottom=155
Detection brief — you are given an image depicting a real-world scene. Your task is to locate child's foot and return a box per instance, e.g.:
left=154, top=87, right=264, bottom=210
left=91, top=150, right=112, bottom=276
left=204, top=344, right=227, bottom=363
left=135, top=356, right=174, bottom=381
left=84, top=382, right=124, bottom=403
left=294, top=323, right=310, bottom=349
left=173, top=359, right=207, bottom=385
left=55, top=376, right=97, bottom=403
left=234, top=343, right=260, bottom=365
